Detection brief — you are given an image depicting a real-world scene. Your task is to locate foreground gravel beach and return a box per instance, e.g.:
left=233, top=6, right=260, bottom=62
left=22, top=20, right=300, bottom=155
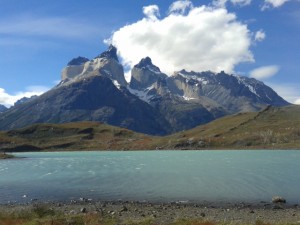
left=1, top=200, right=300, bottom=224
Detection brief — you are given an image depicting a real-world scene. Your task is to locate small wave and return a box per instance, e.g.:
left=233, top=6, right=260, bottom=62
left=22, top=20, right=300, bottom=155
left=40, top=172, right=52, bottom=178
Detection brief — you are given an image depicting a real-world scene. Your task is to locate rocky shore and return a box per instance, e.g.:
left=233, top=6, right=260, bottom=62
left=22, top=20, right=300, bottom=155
left=1, top=199, right=300, bottom=224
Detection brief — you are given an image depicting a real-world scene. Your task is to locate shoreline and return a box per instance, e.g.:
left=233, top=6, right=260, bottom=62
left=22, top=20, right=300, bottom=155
left=1, top=200, right=300, bottom=224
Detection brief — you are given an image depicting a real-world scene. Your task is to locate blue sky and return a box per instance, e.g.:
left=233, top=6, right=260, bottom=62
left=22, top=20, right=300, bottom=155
left=0, top=0, right=299, bottom=106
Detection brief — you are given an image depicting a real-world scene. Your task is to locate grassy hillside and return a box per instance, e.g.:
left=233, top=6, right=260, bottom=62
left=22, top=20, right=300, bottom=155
left=0, top=121, right=155, bottom=151
left=1, top=105, right=300, bottom=151
left=159, top=105, right=300, bottom=149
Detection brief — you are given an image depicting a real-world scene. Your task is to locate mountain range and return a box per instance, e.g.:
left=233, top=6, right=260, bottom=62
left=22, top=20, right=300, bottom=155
left=0, top=45, right=289, bottom=135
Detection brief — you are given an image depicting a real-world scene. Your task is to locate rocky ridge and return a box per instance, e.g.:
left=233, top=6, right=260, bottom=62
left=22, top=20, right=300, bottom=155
left=14, top=96, right=38, bottom=106
left=0, top=104, right=7, bottom=113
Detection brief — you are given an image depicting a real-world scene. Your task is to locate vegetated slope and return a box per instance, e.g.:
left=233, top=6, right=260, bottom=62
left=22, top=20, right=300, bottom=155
left=0, top=121, right=155, bottom=151
left=160, top=105, right=300, bottom=149
left=1, top=105, right=299, bottom=151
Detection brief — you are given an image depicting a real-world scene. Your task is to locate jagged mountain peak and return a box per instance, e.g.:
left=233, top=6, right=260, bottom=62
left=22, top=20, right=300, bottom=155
left=135, top=57, right=161, bottom=73
left=129, top=57, right=167, bottom=90
left=67, top=56, right=89, bottom=66
left=61, top=45, right=127, bottom=87
left=95, top=45, right=119, bottom=62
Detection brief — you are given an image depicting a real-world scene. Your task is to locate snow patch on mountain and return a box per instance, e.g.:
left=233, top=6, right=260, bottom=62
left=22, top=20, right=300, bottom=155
left=127, top=85, right=155, bottom=103
left=235, top=75, right=261, bottom=97
left=177, top=72, right=210, bottom=85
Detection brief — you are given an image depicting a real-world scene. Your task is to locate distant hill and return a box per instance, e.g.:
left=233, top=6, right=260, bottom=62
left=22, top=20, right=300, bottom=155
left=1, top=105, right=299, bottom=151
left=0, top=121, right=155, bottom=151
left=161, top=105, right=300, bottom=150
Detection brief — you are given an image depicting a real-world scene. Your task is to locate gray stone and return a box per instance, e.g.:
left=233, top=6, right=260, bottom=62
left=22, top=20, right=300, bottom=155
left=120, top=206, right=128, bottom=212
left=272, top=196, right=286, bottom=204
left=272, top=205, right=284, bottom=210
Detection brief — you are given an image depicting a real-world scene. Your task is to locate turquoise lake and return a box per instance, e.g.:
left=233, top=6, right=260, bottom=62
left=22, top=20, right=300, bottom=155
left=0, top=150, right=300, bottom=204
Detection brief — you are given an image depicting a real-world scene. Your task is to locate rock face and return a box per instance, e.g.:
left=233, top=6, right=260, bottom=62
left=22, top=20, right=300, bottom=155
left=129, top=57, right=167, bottom=90
left=166, top=70, right=288, bottom=113
left=0, top=46, right=290, bottom=135
left=0, top=104, right=7, bottom=113
left=61, top=45, right=127, bottom=87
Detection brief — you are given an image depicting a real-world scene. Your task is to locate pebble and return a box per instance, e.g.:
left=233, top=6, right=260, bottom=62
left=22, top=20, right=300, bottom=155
left=272, top=205, right=284, bottom=210
left=69, top=210, right=76, bottom=215
left=80, top=207, right=87, bottom=213
left=79, top=197, right=87, bottom=202
left=120, top=206, right=128, bottom=212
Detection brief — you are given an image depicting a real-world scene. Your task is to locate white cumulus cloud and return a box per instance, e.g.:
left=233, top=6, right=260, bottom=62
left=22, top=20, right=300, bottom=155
left=231, top=0, right=252, bottom=6
left=168, top=0, right=193, bottom=14
left=255, top=30, right=266, bottom=42
left=0, top=86, right=49, bottom=107
left=143, top=5, right=160, bottom=21
left=108, top=3, right=254, bottom=76
left=262, top=0, right=290, bottom=10
left=295, top=99, right=300, bottom=105
left=250, top=65, right=279, bottom=80
left=213, top=0, right=251, bottom=8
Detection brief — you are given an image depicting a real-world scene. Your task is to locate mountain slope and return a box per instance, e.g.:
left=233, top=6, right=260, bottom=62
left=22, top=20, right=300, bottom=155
left=167, top=70, right=289, bottom=113
left=0, top=75, right=170, bottom=135
left=0, top=105, right=7, bottom=113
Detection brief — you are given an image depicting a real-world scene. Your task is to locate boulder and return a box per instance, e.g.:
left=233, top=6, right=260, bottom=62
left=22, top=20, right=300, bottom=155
left=272, top=196, right=286, bottom=204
